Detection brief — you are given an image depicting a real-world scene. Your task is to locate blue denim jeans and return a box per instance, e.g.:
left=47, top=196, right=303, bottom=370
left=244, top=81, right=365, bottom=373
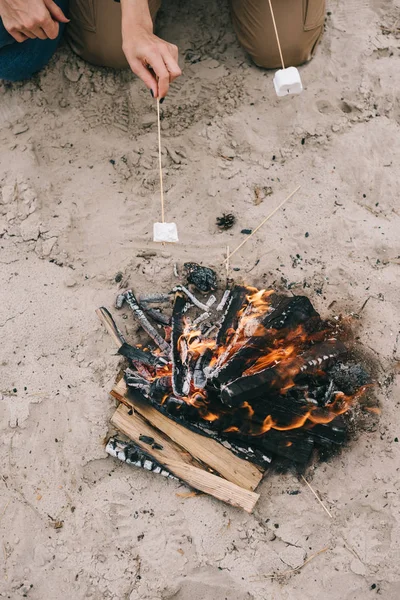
left=0, top=0, right=69, bottom=81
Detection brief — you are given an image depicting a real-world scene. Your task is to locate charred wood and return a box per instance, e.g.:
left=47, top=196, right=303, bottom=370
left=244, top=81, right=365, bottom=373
left=171, top=292, right=191, bottom=397
left=220, top=340, right=347, bottom=406
left=118, top=342, right=166, bottom=367
left=106, top=437, right=177, bottom=479
left=116, top=289, right=170, bottom=354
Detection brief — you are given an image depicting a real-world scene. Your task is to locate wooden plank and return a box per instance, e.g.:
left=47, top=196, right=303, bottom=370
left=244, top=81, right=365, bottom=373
left=111, top=404, right=260, bottom=513
left=111, top=404, right=203, bottom=469
left=111, top=378, right=263, bottom=492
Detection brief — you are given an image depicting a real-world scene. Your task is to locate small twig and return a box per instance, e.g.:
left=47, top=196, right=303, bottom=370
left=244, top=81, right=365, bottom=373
left=224, top=186, right=300, bottom=263
left=257, top=547, right=329, bottom=580
left=225, top=245, right=230, bottom=280
left=301, top=475, right=333, bottom=519
left=0, top=499, right=10, bottom=524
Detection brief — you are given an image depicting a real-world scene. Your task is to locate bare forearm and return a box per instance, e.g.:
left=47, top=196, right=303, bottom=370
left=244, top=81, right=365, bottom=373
left=120, top=0, right=153, bottom=32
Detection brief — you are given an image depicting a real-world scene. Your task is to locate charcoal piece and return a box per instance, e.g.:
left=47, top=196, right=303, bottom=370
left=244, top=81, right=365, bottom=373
left=171, top=292, right=191, bottom=397
left=216, top=285, right=249, bottom=346
left=184, top=262, right=218, bottom=293
left=149, top=376, right=173, bottom=400
left=216, top=213, right=236, bottom=230
left=118, top=342, right=166, bottom=367
left=139, top=294, right=171, bottom=304
left=125, top=370, right=151, bottom=394
left=258, top=295, right=320, bottom=331
left=152, top=442, right=164, bottom=450
left=139, top=435, right=155, bottom=445
left=328, top=363, right=370, bottom=395
left=298, top=340, right=348, bottom=374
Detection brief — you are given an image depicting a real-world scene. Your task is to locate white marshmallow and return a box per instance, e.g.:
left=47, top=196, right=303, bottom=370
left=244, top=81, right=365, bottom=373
left=273, top=67, right=303, bottom=97
left=153, top=222, right=179, bottom=243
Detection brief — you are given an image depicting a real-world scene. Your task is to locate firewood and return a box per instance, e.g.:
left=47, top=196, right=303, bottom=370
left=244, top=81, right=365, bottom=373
left=111, top=378, right=263, bottom=492
left=111, top=403, right=260, bottom=512
left=106, top=437, right=177, bottom=479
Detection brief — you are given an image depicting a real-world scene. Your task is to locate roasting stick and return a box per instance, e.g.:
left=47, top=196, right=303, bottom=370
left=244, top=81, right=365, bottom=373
left=153, top=99, right=179, bottom=242
left=157, top=98, right=165, bottom=224
left=224, top=185, right=301, bottom=263
left=301, top=475, right=333, bottom=519
left=268, top=0, right=285, bottom=69
left=268, top=0, right=303, bottom=96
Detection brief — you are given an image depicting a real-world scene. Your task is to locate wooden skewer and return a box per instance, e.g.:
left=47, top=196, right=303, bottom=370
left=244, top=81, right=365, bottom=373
left=224, top=185, right=300, bottom=263
left=156, top=98, right=165, bottom=224
left=268, top=0, right=285, bottom=69
left=301, top=475, right=333, bottom=519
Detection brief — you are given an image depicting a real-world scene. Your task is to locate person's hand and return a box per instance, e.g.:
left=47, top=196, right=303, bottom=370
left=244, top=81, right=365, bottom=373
left=0, top=0, right=69, bottom=43
left=121, top=0, right=181, bottom=99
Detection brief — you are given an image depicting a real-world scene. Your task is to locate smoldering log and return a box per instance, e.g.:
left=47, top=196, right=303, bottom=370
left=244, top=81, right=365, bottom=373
left=220, top=339, right=347, bottom=406
left=106, top=437, right=177, bottom=479
left=214, top=295, right=321, bottom=385
left=171, top=292, right=191, bottom=397
left=144, top=393, right=273, bottom=471
left=216, top=285, right=249, bottom=346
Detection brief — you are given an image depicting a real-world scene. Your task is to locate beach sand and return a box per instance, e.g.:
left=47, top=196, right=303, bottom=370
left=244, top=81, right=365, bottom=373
left=1, top=0, right=399, bottom=598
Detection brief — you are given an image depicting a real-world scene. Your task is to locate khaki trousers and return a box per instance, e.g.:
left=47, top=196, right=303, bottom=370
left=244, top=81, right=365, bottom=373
left=66, top=0, right=325, bottom=70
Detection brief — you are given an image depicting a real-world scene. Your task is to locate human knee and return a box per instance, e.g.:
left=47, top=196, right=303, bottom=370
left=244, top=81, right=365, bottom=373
left=249, top=37, right=317, bottom=69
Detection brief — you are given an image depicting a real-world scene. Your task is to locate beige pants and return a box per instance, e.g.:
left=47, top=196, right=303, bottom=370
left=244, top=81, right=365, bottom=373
left=66, top=0, right=325, bottom=70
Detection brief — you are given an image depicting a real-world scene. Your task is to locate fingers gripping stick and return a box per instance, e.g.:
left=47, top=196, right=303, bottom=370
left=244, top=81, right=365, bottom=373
left=268, top=0, right=303, bottom=97
left=153, top=98, right=179, bottom=243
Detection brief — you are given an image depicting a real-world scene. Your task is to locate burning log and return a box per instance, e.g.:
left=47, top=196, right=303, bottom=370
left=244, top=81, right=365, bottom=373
left=171, top=291, right=191, bottom=397
left=220, top=339, right=347, bottom=406
left=216, top=285, right=249, bottom=346
left=213, top=295, right=321, bottom=385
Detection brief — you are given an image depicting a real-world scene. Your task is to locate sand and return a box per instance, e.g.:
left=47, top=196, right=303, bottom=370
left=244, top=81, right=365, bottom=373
left=1, top=0, right=399, bottom=598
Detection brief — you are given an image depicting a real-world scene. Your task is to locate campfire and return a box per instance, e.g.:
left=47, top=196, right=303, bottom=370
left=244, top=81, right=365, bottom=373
left=98, top=276, right=374, bottom=511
